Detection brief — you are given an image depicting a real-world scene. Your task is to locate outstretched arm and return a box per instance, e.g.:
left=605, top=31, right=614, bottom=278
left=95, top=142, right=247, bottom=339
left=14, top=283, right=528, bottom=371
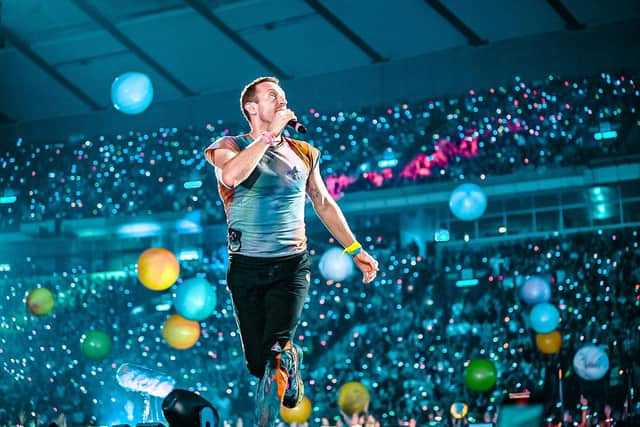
left=306, top=166, right=379, bottom=283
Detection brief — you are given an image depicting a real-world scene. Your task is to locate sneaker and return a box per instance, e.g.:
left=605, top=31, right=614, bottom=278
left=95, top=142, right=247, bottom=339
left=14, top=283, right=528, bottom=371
left=279, top=343, right=304, bottom=408
left=255, top=362, right=280, bottom=427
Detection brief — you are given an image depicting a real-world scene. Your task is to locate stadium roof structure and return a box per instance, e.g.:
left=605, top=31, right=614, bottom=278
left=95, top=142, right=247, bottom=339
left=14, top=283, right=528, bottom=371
left=1, top=0, right=640, bottom=141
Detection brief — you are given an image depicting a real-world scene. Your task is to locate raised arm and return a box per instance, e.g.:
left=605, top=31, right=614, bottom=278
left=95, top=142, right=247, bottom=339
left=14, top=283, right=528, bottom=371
left=205, top=109, right=296, bottom=188
left=205, top=135, right=271, bottom=188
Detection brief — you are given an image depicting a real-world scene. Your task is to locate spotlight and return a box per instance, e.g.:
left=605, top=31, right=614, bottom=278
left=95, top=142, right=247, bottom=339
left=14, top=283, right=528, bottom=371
left=162, top=389, right=219, bottom=427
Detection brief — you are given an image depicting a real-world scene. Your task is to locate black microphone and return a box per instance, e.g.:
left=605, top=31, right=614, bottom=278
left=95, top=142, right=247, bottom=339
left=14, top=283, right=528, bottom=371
left=288, top=120, right=307, bottom=134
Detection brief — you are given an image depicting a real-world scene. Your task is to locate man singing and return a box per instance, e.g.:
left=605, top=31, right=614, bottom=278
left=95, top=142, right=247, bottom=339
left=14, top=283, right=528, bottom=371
left=204, top=76, right=379, bottom=426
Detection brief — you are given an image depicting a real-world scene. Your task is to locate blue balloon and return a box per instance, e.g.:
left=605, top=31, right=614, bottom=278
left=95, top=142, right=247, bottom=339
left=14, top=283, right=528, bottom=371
left=520, top=276, right=551, bottom=305
left=530, top=303, right=560, bottom=333
left=319, top=247, right=354, bottom=281
left=111, top=72, right=154, bottom=115
left=449, top=183, right=488, bottom=221
left=573, top=345, right=609, bottom=381
left=173, top=278, right=217, bottom=321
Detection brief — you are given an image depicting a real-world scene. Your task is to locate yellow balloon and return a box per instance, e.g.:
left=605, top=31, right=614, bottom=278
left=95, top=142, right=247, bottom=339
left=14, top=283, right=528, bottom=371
left=536, top=330, right=562, bottom=354
left=137, top=248, right=180, bottom=291
left=338, top=382, right=370, bottom=415
left=162, top=314, right=200, bottom=349
left=27, top=287, right=55, bottom=315
left=280, top=396, right=312, bottom=424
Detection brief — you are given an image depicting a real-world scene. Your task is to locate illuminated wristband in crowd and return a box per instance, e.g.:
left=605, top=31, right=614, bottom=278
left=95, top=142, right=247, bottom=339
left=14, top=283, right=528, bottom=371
left=342, top=241, right=362, bottom=256
left=261, top=131, right=276, bottom=145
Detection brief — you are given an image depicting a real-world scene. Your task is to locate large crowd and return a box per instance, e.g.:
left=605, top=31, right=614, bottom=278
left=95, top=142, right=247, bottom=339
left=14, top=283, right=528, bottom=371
left=1, top=71, right=639, bottom=427
left=0, top=227, right=638, bottom=426
left=0, top=72, right=638, bottom=230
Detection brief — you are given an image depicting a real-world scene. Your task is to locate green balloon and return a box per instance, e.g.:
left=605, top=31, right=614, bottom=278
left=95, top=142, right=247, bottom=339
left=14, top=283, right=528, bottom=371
left=80, top=330, right=112, bottom=361
left=464, top=358, right=497, bottom=392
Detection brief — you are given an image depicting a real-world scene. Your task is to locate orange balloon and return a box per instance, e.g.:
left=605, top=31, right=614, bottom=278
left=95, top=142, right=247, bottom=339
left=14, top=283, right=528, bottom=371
left=338, top=382, right=370, bottom=415
left=137, top=248, right=180, bottom=291
left=536, top=330, right=562, bottom=354
left=280, top=396, right=312, bottom=424
left=162, top=314, right=200, bottom=349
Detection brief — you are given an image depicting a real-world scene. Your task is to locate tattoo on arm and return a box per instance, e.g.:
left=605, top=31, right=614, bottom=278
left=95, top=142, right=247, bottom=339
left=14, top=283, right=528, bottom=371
left=307, top=167, right=331, bottom=208
left=307, top=185, right=323, bottom=205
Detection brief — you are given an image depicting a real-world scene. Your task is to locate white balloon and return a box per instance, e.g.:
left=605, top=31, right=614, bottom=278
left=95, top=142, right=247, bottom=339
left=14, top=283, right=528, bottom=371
left=573, top=345, right=610, bottom=381
left=520, top=276, right=552, bottom=305
left=319, top=247, right=354, bottom=281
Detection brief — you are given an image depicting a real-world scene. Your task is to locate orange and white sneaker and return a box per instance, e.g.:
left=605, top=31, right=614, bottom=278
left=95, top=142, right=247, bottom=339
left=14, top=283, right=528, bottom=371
left=276, top=342, right=305, bottom=409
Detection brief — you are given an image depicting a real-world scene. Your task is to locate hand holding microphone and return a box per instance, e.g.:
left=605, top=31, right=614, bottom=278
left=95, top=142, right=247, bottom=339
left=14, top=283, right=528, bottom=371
left=268, top=109, right=307, bottom=136
left=268, top=108, right=296, bottom=136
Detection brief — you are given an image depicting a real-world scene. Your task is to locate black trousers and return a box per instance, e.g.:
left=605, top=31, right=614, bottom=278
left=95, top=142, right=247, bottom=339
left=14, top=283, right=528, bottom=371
left=227, top=251, right=311, bottom=378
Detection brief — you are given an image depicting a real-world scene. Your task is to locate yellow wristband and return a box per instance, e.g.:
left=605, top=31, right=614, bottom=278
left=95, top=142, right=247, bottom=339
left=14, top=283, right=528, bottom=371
left=342, top=241, right=362, bottom=256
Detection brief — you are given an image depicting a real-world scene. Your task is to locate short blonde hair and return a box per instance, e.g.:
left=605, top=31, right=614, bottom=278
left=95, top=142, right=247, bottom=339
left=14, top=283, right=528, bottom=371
left=240, top=76, right=280, bottom=124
